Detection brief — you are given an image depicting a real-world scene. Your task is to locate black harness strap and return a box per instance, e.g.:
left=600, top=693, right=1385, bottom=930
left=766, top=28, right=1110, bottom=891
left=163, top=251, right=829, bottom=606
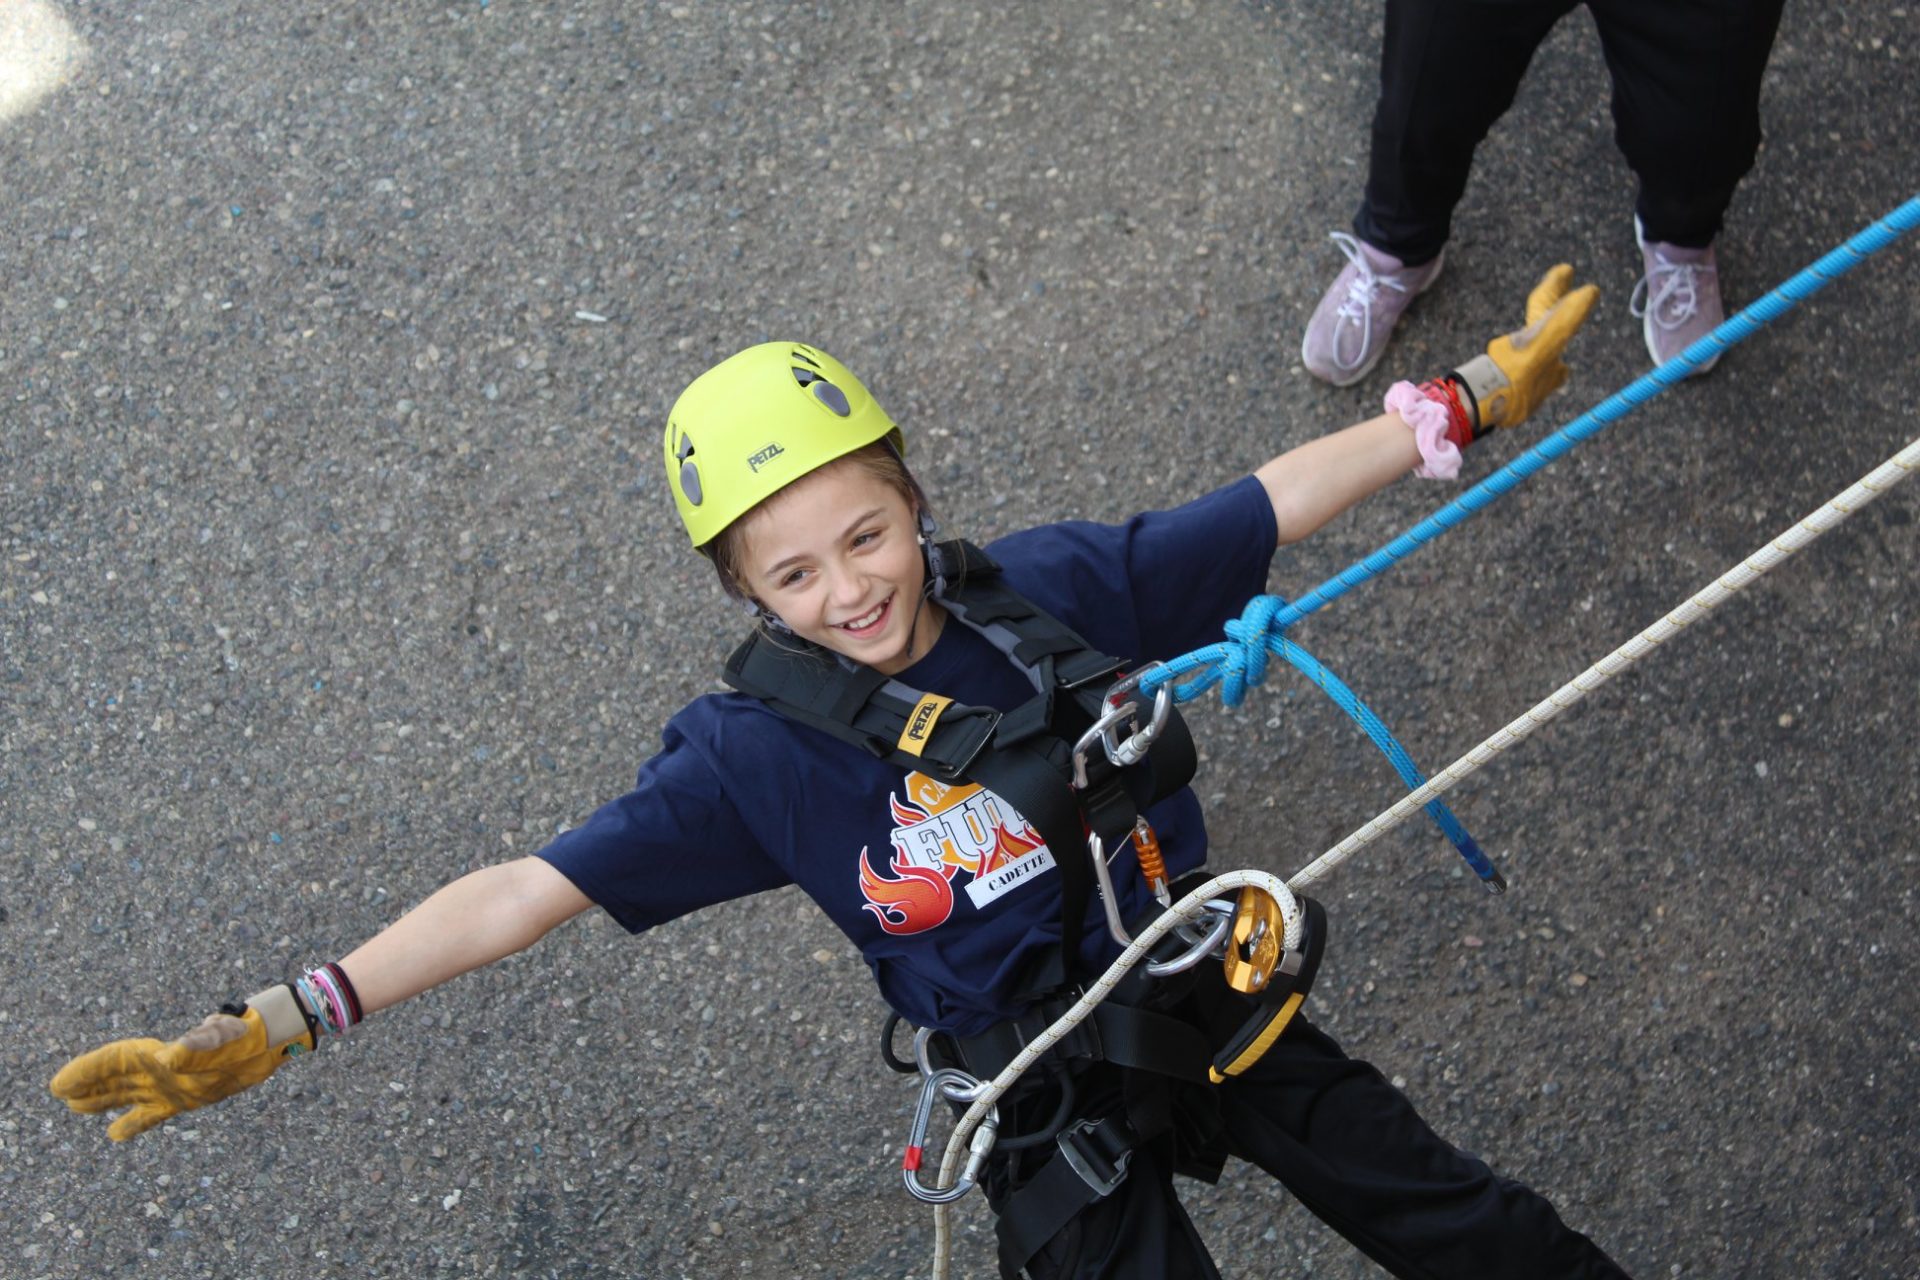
left=996, top=1110, right=1143, bottom=1271
left=952, top=997, right=1213, bottom=1086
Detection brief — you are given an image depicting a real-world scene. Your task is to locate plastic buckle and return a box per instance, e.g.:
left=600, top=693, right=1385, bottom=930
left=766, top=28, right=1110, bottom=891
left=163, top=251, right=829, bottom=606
left=1055, top=1117, right=1132, bottom=1199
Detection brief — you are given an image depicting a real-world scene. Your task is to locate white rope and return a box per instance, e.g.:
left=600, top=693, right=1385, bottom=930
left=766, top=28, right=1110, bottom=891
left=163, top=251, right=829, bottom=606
left=922, top=433, right=1919, bottom=1278
left=1289, top=433, right=1920, bottom=891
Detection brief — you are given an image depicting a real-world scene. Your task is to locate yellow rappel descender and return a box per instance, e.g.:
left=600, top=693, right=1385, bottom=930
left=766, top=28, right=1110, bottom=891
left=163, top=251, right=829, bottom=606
left=1209, top=888, right=1328, bottom=1083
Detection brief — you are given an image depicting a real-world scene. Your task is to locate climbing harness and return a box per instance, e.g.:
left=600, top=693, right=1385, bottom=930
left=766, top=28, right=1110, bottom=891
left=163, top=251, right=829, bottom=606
left=920, top=431, right=1920, bottom=1276
left=907, top=193, right=1920, bottom=1279
left=724, top=537, right=1329, bottom=1262
left=920, top=869, right=1303, bottom=1277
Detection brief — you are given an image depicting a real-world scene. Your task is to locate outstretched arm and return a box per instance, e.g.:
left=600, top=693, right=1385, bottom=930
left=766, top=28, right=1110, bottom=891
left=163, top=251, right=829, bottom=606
left=1257, top=412, right=1419, bottom=546
left=339, top=856, right=592, bottom=1015
left=51, top=856, right=593, bottom=1140
left=1259, top=265, right=1598, bottom=547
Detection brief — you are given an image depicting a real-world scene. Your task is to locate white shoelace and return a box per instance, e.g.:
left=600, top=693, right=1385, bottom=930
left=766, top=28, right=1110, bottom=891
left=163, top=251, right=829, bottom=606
left=1631, top=251, right=1717, bottom=331
left=1328, top=230, right=1408, bottom=370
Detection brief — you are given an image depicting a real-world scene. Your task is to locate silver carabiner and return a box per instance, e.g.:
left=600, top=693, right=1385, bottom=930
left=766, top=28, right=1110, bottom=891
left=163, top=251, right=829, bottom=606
left=902, top=1067, right=1000, bottom=1204
left=1101, top=683, right=1172, bottom=769
left=1071, top=699, right=1143, bottom=790
left=1086, top=831, right=1135, bottom=948
left=1071, top=667, right=1176, bottom=785
left=1145, top=898, right=1236, bottom=977
left=1099, top=664, right=1174, bottom=768
left=1085, top=829, right=1235, bottom=977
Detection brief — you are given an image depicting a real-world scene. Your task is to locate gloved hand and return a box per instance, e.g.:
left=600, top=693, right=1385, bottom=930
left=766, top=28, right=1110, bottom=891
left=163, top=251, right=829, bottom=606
left=1453, top=264, right=1599, bottom=431
left=50, top=986, right=314, bottom=1142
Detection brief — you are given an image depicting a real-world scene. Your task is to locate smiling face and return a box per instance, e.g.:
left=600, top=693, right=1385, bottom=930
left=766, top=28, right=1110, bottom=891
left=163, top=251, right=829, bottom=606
left=733, top=455, right=946, bottom=675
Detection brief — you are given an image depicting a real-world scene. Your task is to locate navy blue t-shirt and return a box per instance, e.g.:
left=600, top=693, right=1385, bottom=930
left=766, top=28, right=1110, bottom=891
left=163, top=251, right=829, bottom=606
left=537, top=476, right=1278, bottom=1035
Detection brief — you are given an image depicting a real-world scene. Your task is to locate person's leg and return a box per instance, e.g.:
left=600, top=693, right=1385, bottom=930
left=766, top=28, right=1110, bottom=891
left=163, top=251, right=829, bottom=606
left=1589, top=0, right=1785, bottom=371
left=1356, top=0, right=1577, bottom=264
left=1589, top=0, right=1786, bottom=247
left=998, top=1137, right=1221, bottom=1280
left=985, top=1065, right=1222, bottom=1280
left=1304, top=0, right=1574, bottom=386
left=1220, top=1019, right=1633, bottom=1280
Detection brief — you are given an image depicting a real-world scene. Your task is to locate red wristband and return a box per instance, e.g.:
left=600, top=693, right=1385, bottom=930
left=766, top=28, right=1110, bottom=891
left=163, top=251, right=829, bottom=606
left=1416, top=377, right=1479, bottom=452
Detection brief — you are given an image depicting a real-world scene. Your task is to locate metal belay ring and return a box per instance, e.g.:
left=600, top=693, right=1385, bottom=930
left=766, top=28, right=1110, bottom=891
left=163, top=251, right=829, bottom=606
left=1147, top=897, right=1236, bottom=977
left=1084, top=829, right=1237, bottom=977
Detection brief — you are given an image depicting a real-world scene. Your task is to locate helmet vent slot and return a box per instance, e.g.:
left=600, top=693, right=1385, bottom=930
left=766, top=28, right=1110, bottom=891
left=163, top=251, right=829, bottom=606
left=674, top=431, right=702, bottom=505
left=791, top=366, right=850, bottom=416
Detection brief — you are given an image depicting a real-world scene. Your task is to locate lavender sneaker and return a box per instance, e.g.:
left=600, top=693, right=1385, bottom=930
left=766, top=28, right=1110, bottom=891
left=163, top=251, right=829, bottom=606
left=1631, top=219, right=1724, bottom=375
left=1300, top=231, right=1444, bottom=387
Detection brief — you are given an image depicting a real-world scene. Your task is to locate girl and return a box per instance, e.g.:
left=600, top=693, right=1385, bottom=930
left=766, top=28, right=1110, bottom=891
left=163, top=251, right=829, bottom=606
left=53, top=269, right=1629, bottom=1278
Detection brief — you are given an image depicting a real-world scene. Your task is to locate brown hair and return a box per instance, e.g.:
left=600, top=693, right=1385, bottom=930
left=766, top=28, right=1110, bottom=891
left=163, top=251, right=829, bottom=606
left=708, top=442, right=932, bottom=607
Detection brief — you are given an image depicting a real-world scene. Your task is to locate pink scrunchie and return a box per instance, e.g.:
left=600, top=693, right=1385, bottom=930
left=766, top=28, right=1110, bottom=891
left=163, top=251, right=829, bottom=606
left=1385, top=380, right=1462, bottom=480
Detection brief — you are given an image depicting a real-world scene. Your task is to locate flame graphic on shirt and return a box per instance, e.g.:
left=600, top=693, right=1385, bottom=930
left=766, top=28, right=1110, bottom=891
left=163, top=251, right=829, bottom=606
left=857, top=771, right=1050, bottom=935
left=857, top=846, right=955, bottom=935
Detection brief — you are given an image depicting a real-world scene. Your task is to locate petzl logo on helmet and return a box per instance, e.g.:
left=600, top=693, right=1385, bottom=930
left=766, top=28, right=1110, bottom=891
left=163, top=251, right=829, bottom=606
left=746, top=442, right=786, bottom=473
left=896, top=693, right=953, bottom=758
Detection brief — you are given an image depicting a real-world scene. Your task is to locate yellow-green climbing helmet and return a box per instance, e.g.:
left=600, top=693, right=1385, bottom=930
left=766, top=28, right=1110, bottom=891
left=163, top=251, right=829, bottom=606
left=665, top=342, right=905, bottom=548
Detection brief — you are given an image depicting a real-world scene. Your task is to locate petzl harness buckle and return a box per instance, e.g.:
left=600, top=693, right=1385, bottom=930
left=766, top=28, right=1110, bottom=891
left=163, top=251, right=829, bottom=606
left=1055, top=1115, right=1133, bottom=1198
left=1208, top=895, right=1327, bottom=1083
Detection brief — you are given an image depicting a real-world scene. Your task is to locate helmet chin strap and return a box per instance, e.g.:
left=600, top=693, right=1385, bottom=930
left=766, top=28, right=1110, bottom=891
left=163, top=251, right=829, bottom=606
left=744, top=597, right=793, bottom=634
left=917, top=510, right=949, bottom=599
left=889, top=510, right=947, bottom=671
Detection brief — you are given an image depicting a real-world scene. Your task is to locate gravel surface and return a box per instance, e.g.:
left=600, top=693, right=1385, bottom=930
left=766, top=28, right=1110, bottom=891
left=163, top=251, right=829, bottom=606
left=3, top=3, right=1916, bottom=1278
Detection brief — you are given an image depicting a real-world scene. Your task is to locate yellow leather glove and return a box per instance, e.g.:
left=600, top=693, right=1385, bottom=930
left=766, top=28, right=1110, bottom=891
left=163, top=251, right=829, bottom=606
left=50, top=988, right=314, bottom=1142
left=1453, top=264, right=1599, bottom=431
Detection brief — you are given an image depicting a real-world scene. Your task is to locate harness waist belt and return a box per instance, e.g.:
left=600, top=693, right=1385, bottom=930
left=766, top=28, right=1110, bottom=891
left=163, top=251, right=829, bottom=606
left=953, top=998, right=1213, bottom=1085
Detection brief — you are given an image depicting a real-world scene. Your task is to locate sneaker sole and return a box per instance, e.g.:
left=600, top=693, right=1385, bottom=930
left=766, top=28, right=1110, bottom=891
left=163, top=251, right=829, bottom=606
left=1300, top=250, right=1446, bottom=388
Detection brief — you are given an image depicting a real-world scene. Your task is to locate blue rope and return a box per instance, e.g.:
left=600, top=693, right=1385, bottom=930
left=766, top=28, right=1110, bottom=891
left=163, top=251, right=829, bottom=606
left=1159, top=595, right=1503, bottom=885
left=1142, top=193, right=1920, bottom=885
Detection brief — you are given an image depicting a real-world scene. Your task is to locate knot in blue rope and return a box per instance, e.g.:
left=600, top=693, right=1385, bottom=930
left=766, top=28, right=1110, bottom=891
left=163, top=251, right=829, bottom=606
left=1216, top=594, right=1286, bottom=707
left=1140, top=593, right=1292, bottom=707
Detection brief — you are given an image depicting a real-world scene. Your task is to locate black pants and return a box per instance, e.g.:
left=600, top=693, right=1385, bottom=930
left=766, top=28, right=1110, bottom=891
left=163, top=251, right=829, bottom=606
left=1355, top=0, right=1786, bottom=265
left=1005, top=1019, right=1631, bottom=1279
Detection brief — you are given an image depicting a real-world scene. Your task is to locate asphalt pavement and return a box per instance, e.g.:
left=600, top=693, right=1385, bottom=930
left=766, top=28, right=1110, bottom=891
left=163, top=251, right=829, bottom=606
left=3, top=2, right=1916, bottom=1278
